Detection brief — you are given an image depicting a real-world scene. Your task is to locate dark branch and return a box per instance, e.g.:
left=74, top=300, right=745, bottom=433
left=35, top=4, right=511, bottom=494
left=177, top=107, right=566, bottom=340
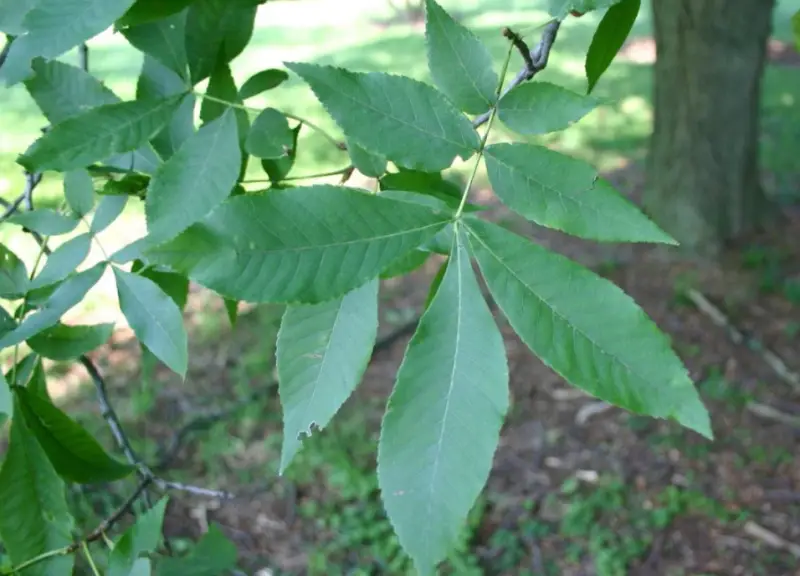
left=473, top=20, right=562, bottom=129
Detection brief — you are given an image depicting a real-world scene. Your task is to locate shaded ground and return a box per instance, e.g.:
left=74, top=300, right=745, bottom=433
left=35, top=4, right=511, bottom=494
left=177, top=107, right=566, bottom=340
left=57, top=163, right=800, bottom=575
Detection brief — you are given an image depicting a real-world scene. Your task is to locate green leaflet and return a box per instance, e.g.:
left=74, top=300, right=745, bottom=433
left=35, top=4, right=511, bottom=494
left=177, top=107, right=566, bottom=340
left=137, top=55, right=198, bottom=160
left=286, top=62, right=480, bottom=171
left=156, top=524, right=237, bottom=576
left=113, top=268, right=188, bottom=377
left=185, top=0, right=258, bottom=84
left=239, top=68, right=289, bottom=99
left=483, top=143, right=676, bottom=244
left=0, top=0, right=36, bottom=35
left=64, top=169, right=95, bottom=217
left=585, top=0, right=641, bottom=93
left=246, top=108, right=293, bottom=159
left=30, top=233, right=92, bottom=290
left=380, top=250, right=430, bottom=279
left=424, top=0, right=498, bottom=114
left=132, top=260, right=190, bottom=310
left=793, top=10, right=800, bottom=51
left=27, top=322, right=115, bottom=361
left=0, top=0, right=136, bottom=86
left=15, top=387, right=135, bottom=483
left=23, top=59, right=161, bottom=175
left=465, top=218, right=711, bottom=438
left=0, top=243, right=30, bottom=299
left=122, top=11, right=188, bottom=79
left=0, top=262, right=106, bottom=350
left=497, top=82, right=598, bottom=135
left=145, top=185, right=451, bottom=304
left=19, top=95, right=185, bottom=173
left=0, top=398, right=75, bottom=576
left=146, top=109, right=240, bottom=243
left=347, top=138, right=387, bottom=178
left=277, top=280, right=379, bottom=473
left=91, top=194, right=129, bottom=234
left=8, top=209, right=80, bottom=236
left=107, top=498, right=168, bottom=576
left=379, top=226, right=508, bottom=574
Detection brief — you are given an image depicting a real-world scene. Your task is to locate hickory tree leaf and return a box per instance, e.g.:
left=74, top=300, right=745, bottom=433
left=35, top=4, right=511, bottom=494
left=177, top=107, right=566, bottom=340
left=0, top=398, right=75, bottom=576
left=30, top=233, right=92, bottom=290
left=483, top=143, right=676, bottom=243
left=585, top=0, right=641, bottom=93
left=200, top=59, right=249, bottom=145
left=0, top=243, right=30, bottom=299
left=144, top=185, right=451, bottom=304
left=794, top=10, right=800, bottom=51
left=497, top=82, right=598, bottom=135
left=26, top=357, right=51, bottom=400
left=24, top=59, right=117, bottom=123
left=8, top=209, right=80, bottom=236
left=465, top=218, right=711, bottom=438
left=347, top=138, right=387, bottom=178
left=224, top=298, right=238, bottom=326
left=0, top=0, right=137, bottom=86
left=246, top=108, right=293, bottom=159
left=114, top=268, right=188, bottom=377
left=3, top=353, right=40, bottom=389
left=64, top=169, right=95, bottom=217
left=27, top=322, right=115, bottom=361
left=286, top=62, right=480, bottom=171
left=122, top=12, right=189, bottom=80
left=0, top=262, right=106, bottom=350
left=18, top=95, right=185, bottom=173
left=379, top=169, right=471, bottom=212
left=118, top=0, right=195, bottom=27
left=107, top=497, right=168, bottom=576
left=156, top=524, right=237, bottom=576
left=15, top=387, right=135, bottom=483
left=378, top=226, right=508, bottom=574
left=91, top=194, right=129, bottom=234
left=548, top=0, right=622, bottom=19
left=424, top=0, right=498, bottom=114
left=277, top=280, right=378, bottom=473
left=185, top=0, right=258, bottom=84
left=137, top=56, right=197, bottom=160
left=239, top=68, right=290, bottom=99
left=146, top=109, right=241, bottom=244
left=24, top=59, right=163, bottom=175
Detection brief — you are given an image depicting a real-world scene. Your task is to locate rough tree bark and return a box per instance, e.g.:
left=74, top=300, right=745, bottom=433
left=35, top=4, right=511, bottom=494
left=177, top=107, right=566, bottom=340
left=644, top=0, right=776, bottom=257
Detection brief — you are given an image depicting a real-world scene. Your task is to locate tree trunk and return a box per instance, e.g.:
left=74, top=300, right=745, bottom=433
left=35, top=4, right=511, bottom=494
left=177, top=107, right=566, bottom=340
left=644, top=0, right=775, bottom=257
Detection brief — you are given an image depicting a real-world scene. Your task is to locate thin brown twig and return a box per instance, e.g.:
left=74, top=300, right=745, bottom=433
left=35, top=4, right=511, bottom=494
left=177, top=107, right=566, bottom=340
left=473, top=20, right=561, bottom=129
